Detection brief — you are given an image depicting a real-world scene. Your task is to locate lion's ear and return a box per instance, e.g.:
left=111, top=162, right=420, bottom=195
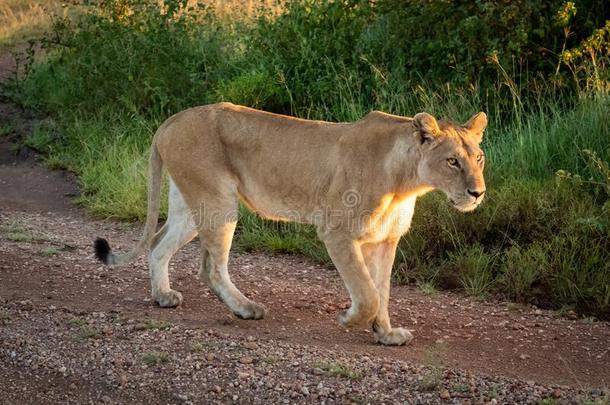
left=463, top=112, right=487, bottom=144
left=413, top=112, right=440, bottom=144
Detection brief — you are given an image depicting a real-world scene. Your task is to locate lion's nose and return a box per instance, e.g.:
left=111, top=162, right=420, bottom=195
left=467, top=189, right=485, bottom=198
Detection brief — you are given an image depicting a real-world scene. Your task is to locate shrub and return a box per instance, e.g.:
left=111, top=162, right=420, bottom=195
left=376, top=0, right=610, bottom=92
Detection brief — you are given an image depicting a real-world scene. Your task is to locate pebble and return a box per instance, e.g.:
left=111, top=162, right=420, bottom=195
left=243, top=341, right=258, bottom=350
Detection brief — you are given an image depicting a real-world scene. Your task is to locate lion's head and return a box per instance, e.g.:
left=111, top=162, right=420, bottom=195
left=413, top=111, right=487, bottom=212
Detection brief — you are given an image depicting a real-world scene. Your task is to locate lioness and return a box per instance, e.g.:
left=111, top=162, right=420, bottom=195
left=94, top=103, right=487, bottom=346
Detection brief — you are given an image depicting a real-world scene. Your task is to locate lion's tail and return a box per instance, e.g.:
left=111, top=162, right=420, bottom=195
left=94, top=141, right=163, bottom=266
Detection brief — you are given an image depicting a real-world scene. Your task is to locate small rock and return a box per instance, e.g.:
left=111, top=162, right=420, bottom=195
left=440, top=389, right=450, bottom=400
left=243, top=341, right=258, bottom=350
left=212, top=385, right=222, bottom=393
left=301, top=386, right=310, bottom=396
left=119, top=374, right=128, bottom=386
left=58, top=366, right=67, bottom=374
left=237, top=371, right=250, bottom=379
left=239, top=356, right=254, bottom=364
left=312, top=368, right=324, bottom=375
left=101, top=395, right=111, bottom=403
left=519, top=354, right=530, bottom=360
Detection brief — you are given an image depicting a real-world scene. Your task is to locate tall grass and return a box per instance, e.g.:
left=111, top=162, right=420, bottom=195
left=4, top=0, right=610, bottom=318
left=0, top=0, right=63, bottom=50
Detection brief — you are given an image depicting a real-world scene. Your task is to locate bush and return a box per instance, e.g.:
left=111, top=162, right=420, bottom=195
left=13, top=0, right=228, bottom=118
left=376, top=0, right=610, bottom=92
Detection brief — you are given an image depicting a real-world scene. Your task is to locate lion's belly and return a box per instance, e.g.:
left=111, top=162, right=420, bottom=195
left=236, top=187, right=319, bottom=224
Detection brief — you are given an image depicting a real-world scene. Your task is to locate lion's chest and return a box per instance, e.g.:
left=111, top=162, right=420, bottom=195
left=359, top=195, right=417, bottom=243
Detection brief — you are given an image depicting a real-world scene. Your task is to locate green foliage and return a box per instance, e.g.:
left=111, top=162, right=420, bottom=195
left=143, top=319, right=171, bottom=330
left=247, top=0, right=374, bottom=116
left=451, top=245, right=496, bottom=298
left=142, top=351, right=169, bottom=365
left=418, top=342, right=447, bottom=391
left=313, top=361, right=360, bottom=380
left=377, top=0, right=610, bottom=92
left=500, top=243, right=549, bottom=302
left=12, top=0, right=227, bottom=118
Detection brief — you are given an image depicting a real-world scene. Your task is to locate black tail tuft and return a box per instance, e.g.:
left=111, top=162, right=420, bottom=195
left=94, top=238, right=111, bottom=264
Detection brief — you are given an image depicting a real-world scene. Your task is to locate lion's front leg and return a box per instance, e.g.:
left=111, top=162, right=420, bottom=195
left=362, top=239, right=413, bottom=346
left=322, top=234, right=380, bottom=328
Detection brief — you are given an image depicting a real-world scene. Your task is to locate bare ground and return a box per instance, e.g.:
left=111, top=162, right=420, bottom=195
left=0, top=49, right=609, bottom=405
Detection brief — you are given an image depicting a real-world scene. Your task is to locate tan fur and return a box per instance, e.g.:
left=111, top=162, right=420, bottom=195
left=107, top=102, right=487, bottom=345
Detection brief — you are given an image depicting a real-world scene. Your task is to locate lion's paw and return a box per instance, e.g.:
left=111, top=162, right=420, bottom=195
left=155, top=290, right=183, bottom=308
left=338, top=308, right=375, bottom=328
left=234, top=302, right=266, bottom=320
left=374, top=327, right=413, bottom=346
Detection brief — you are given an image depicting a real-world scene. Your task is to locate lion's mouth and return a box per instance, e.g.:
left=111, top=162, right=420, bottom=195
left=449, top=197, right=481, bottom=212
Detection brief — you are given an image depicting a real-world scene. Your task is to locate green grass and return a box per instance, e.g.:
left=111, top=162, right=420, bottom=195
left=41, top=246, right=59, bottom=256
left=313, top=361, right=360, bottom=380
left=3, top=0, right=610, bottom=319
left=67, top=317, right=86, bottom=327
left=262, top=356, right=281, bottom=365
left=417, top=280, right=438, bottom=296
left=75, top=325, right=100, bottom=341
left=67, top=317, right=101, bottom=340
left=3, top=222, right=50, bottom=243
left=486, top=384, right=499, bottom=399
left=4, top=223, right=34, bottom=242
left=142, top=351, right=169, bottom=366
left=0, top=123, right=14, bottom=137
left=0, top=0, right=61, bottom=50
left=191, top=342, right=206, bottom=353
left=0, top=310, right=11, bottom=323
left=143, top=319, right=171, bottom=330
left=537, top=399, right=560, bottom=405
left=418, top=342, right=447, bottom=391
left=452, top=383, right=470, bottom=394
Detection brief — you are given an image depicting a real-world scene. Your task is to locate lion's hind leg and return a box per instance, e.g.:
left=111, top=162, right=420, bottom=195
left=197, top=203, right=265, bottom=320
left=149, top=180, right=197, bottom=307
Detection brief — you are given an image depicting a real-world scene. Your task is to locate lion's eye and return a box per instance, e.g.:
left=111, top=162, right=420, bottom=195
left=476, top=154, right=484, bottom=162
left=447, top=158, right=460, bottom=168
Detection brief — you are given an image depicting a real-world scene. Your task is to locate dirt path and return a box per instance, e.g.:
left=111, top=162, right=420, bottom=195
left=0, top=49, right=609, bottom=404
